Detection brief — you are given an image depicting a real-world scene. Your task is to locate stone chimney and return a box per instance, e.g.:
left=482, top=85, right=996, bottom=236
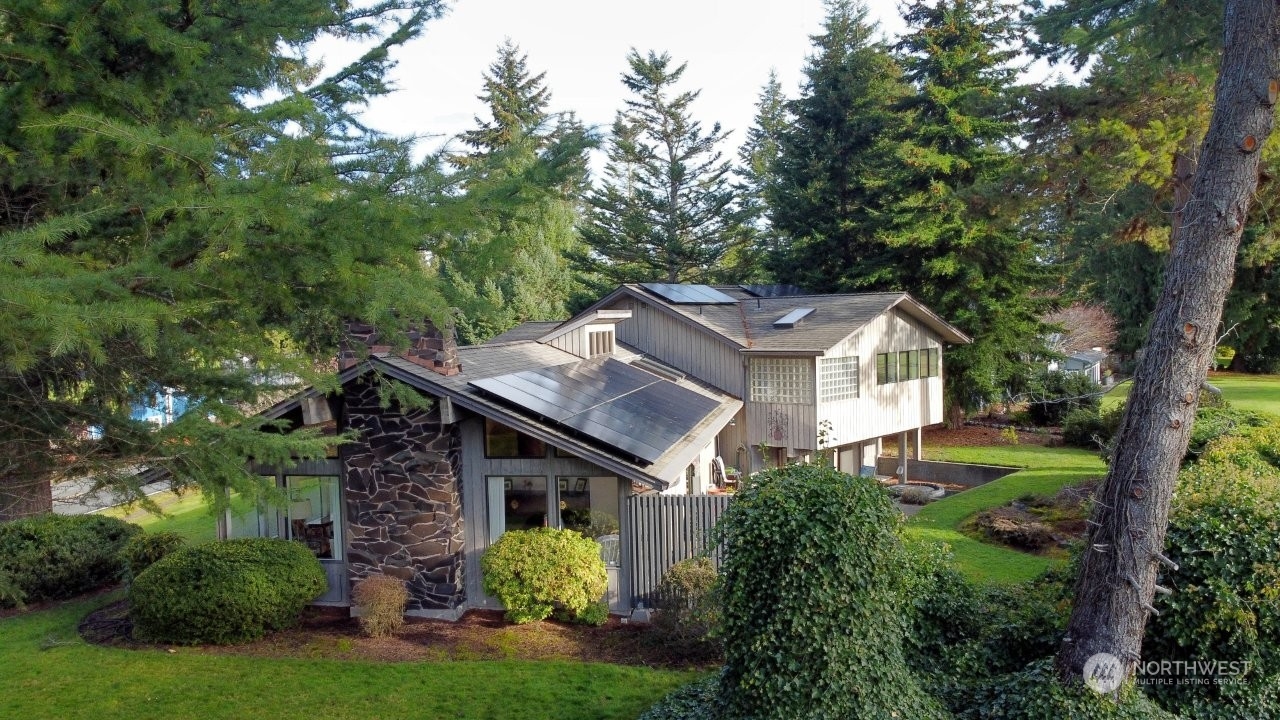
left=339, top=318, right=461, bottom=376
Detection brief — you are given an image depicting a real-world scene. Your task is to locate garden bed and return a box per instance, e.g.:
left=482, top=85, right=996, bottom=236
left=79, top=599, right=713, bottom=668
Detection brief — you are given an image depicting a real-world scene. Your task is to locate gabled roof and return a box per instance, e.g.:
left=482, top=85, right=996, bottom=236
left=1069, top=349, right=1108, bottom=365
left=265, top=340, right=740, bottom=491
left=583, top=284, right=971, bottom=353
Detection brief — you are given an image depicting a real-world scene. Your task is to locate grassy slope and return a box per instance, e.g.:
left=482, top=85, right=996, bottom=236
left=100, top=490, right=218, bottom=543
left=1103, top=372, right=1280, bottom=416
left=905, top=445, right=1106, bottom=585
left=0, top=596, right=696, bottom=720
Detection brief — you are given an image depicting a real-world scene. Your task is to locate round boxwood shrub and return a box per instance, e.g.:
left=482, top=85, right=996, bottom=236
left=129, top=538, right=326, bottom=645
left=0, top=513, right=141, bottom=607
left=121, top=531, right=186, bottom=581
left=714, top=463, right=948, bottom=719
left=481, top=527, right=606, bottom=624
left=654, top=557, right=720, bottom=655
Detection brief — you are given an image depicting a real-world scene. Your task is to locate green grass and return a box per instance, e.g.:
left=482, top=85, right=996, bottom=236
left=0, top=595, right=696, bottom=720
left=99, top=490, right=218, bottom=544
left=906, top=444, right=1106, bottom=585
left=1103, top=372, right=1280, bottom=416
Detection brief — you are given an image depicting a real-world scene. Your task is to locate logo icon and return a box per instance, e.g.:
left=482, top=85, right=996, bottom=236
left=1084, top=652, right=1124, bottom=693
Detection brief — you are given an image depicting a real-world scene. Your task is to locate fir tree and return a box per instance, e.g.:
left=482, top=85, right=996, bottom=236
left=885, top=0, right=1051, bottom=423
left=735, top=71, right=789, bottom=281
left=435, top=42, right=591, bottom=343
left=578, top=49, right=749, bottom=285
left=765, top=0, right=909, bottom=291
left=0, top=0, right=447, bottom=519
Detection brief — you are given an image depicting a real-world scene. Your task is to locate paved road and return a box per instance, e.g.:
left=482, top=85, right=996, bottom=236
left=52, top=475, right=168, bottom=515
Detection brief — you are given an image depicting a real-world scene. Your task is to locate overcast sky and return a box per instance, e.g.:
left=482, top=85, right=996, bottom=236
left=324, top=0, right=909, bottom=157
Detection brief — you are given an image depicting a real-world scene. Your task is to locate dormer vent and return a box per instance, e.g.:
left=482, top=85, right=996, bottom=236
left=773, top=308, right=815, bottom=329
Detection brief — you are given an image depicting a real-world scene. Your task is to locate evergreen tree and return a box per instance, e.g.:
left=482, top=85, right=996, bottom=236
left=885, top=0, right=1051, bottom=423
left=578, top=49, right=749, bottom=285
left=734, top=71, right=789, bottom=282
left=766, top=0, right=909, bottom=291
left=0, top=0, right=446, bottom=519
left=434, top=42, right=591, bottom=344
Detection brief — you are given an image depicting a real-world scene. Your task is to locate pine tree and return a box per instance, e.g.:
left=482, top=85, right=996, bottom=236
left=0, top=0, right=447, bottom=519
left=884, top=0, right=1051, bottom=423
left=766, top=0, right=909, bottom=291
left=578, top=49, right=749, bottom=285
left=735, top=71, right=789, bottom=281
left=434, top=42, right=591, bottom=344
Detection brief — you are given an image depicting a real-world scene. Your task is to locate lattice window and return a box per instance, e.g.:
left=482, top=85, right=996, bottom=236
left=819, top=356, right=859, bottom=401
left=749, top=358, right=813, bottom=404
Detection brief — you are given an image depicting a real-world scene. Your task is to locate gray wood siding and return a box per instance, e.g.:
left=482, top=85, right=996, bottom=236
left=745, top=399, right=818, bottom=458
left=817, top=309, right=944, bottom=445
left=627, top=493, right=731, bottom=608
left=459, top=416, right=625, bottom=609
left=612, top=300, right=744, bottom=396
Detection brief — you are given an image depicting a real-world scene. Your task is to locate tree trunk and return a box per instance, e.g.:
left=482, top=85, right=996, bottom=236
left=0, top=476, right=53, bottom=522
left=1056, top=0, right=1280, bottom=684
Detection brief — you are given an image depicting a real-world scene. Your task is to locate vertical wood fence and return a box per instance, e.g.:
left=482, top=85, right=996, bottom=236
left=626, top=494, right=732, bottom=608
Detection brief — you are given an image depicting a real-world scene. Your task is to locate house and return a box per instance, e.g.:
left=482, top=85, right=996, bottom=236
left=1047, top=348, right=1108, bottom=385
left=219, top=283, right=970, bottom=617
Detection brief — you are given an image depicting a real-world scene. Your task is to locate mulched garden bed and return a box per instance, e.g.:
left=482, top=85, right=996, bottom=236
left=78, top=600, right=717, bottom=668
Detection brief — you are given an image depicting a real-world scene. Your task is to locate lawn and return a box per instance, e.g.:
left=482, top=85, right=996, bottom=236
left=1103, top=372, right=1280, bottom=416
left=905, top=444, right=1106, bottom=585
left=0, top=595, right=696, bottom=720
left=100, top=489, right=218, bottom=543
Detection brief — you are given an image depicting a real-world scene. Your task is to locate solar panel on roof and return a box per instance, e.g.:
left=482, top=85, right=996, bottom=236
left=639, top=283, right=737, bottom=304
left=468, top=357, right=721, bottom=464
left=774, top=308, right=816, bottom=328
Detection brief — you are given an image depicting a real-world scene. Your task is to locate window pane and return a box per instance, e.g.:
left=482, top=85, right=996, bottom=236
left=749, top=358, right=814, bottom=403
left=557, top=476, right=621, bottom=564
left=498, top=476, right=548, bottom=533
left=931, top=348, right=941, bottom=377
left=819, top=356, right=859, bottom=401
left=876, top=354, right=888, bottom=385
left=907, top=350, right=919, bottom=380
left=898, top=351, right=911, bottom=380
left=226, top=480, right=279, bottom=539
left=286, top=475, right=341, bottom=561
left=485, top=418, right=546, bottom=458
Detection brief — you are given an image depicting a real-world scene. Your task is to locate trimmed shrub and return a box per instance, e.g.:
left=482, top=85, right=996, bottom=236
left=122, top=531, right=186, bottom=580
left=1027, top=369, right=1102, bottom=426
left=353, top=574, right=408, bottom=638
left=1062, top=407, right=1108, bottom=449
left=653, top=557, right=720, bottom=654
left=899, top=485, right=938, bottom=505
left=481, top=527, right=607, bottom=624
left=714, top=463, right=948, bottom=719
left=130, top=538, right=326, bottom=645
left=571, top=600, right=609, bottom=626
left=0, top=513, right=141, bottom=607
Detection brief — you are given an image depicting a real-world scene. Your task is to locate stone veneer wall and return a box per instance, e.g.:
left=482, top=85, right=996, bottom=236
left=341, top=376, right=465, bottom=612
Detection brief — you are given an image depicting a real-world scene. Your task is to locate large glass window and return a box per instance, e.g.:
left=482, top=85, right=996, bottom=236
left=487, top=476, right=548, bottom=542
left=557, top=476, right=621, bottom=566
left=484, top=418, right=547, bottom=458
left=286, top=475, right=342, bottom=561
left=819, top=356, right=859, bottom=401
left=749, top=357, right=813, bottom=404
left=226, top=479, right=281, bottom=539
